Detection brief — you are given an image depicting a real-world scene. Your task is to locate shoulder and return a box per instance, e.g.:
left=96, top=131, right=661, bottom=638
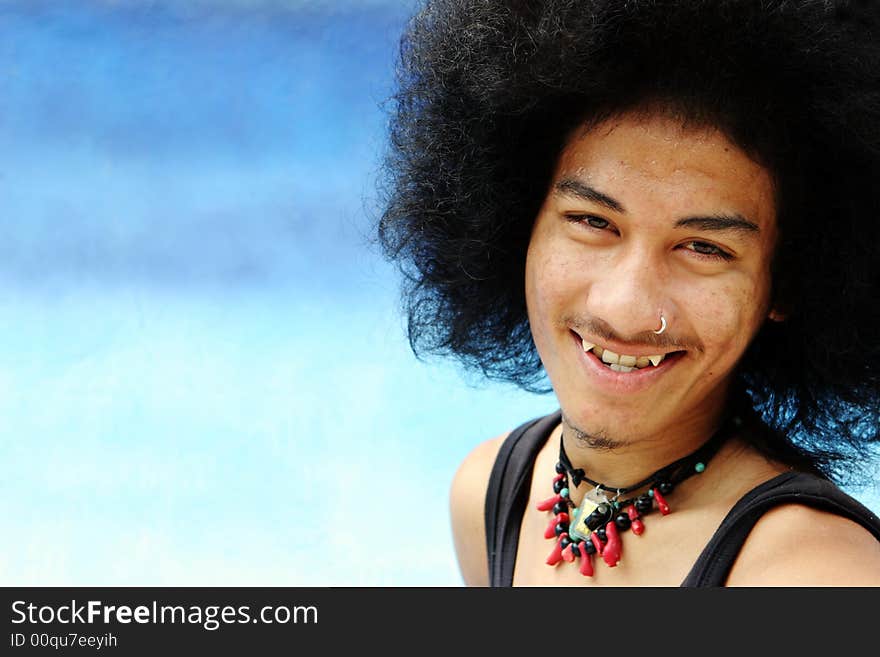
left=448, top=431, right=509, bottom=587
left=726, top=501, right=880, bottom=586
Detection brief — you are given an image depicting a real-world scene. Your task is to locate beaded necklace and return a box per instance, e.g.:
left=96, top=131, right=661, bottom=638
left=537, top=414, right=741, bottom=576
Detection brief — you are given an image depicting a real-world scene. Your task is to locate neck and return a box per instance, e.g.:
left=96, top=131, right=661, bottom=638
left=560, top=391, right=731, bottom=492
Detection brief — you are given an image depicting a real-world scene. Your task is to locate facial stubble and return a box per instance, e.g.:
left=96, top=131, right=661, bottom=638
left=561, top=411, right=631, bottom=451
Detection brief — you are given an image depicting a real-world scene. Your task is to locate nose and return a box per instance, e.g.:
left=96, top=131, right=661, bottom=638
left=587, top=247, right=669, bottom=339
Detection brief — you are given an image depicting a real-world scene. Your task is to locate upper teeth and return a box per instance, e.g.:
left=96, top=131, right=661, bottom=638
left=581, top=339, right=667, bottom=369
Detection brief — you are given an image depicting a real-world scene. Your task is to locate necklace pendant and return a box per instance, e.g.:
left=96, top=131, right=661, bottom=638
left=569, top=488, right=611, bottom=542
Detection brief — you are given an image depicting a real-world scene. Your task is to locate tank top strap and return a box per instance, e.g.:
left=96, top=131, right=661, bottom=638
left=681, top=470, right=880, bottom=586
left=484, top=411, right=561, bottom=587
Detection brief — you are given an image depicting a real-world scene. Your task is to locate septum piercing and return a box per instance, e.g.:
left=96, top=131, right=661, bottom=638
left=653, top=314, right=667, bottom=335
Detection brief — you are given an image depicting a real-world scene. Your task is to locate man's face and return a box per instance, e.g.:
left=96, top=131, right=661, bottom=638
left=525, top=111, right=778, bottom=442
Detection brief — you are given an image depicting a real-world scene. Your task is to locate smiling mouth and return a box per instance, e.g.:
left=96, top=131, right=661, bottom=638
left=571, top=330, right=686, bottom=373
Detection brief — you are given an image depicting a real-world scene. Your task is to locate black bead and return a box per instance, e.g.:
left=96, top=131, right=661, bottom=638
left=554, top=523, right=568, bottom=536
left=636, top=495, right=653, bottom=514
left=586, top=510, right=606, bottom=531
left=658, top=481, right=674, bottom=495
left=553, top=479, right=567, bottom=494
left=570, top=543, right=581, bottom=558
left=560, top=536, right=571, bottom=549
left=582, top=539, right=597, bottom=555
left=596, top=528, right=607, bottom=542
left=614, top=513, right=632, bottom=531
left=555, top=462, right=566, bottom=474
left=552, top=502, right=568, bottom=516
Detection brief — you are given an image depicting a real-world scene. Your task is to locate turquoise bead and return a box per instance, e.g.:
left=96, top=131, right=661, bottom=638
left=695, top=462, right=706, bottom=473
left=561, top=487, right=570, bottom=498
left=648, top=489, right=654, bottom=497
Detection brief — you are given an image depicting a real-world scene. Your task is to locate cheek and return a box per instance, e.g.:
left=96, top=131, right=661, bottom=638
left=525, top=242, right=582, bottom=343
left=524, top=253, right=555, bottom=347
left=687, top=279, right=769, bottom=369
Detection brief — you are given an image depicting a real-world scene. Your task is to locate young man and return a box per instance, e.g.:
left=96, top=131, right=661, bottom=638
left=379, top=0, right=880, bottom=585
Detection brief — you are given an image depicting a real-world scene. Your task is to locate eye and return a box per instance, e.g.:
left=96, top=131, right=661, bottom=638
left=565, top=214, right=616, bottom=231
left=681, top=240, right=734, bottom=261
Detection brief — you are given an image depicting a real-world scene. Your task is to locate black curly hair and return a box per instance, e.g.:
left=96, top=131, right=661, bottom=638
left=378, top=0, right=880, bottom=484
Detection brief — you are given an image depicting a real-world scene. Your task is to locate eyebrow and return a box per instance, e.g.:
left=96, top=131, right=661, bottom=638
left=673, top=215, right=760, bottom=235
left=555, top=179, right=625, bottom=213
left=553, top=177, right=761, bottom=238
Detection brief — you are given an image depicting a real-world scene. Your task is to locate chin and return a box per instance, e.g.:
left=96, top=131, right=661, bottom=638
left=562, top=408, right=635, bottom=443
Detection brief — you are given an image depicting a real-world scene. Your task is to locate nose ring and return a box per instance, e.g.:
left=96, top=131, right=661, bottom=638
left=653, top=314, right=667, bottom=335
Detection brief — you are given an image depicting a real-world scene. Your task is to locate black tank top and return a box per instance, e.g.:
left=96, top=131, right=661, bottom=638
left=485, top=411, right=880, bottom=586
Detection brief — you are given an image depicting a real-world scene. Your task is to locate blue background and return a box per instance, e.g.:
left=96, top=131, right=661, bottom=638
left=0, top=0, right=875, bottom=586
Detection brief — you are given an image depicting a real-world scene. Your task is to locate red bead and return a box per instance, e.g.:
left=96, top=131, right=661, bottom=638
left=553, top=473, right=565, bottom=483
left=546, top=536, right=565, bottom=566
left=624, top=504, right=640, bottom=521
left=590, top=530, right=605, bottom=555
left=631, top=518, right=645, bottom=535
left=543, top=512, right=569, bottom=539
left=653, top=488, right=670, bottom=515
left=537, top=494, right=563, bottom=512
left=561, top=544, right=575, bottom=562
left=578, top=550, right=594, bottom=577
left=602, top=521, right=622, bottom=567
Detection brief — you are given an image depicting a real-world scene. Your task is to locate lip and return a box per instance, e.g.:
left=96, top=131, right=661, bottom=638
left=569, top=330, right=685, bottom=394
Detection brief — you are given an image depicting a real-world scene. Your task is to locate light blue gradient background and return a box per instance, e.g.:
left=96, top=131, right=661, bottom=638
left=1, top=0, right=876, bottom=587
